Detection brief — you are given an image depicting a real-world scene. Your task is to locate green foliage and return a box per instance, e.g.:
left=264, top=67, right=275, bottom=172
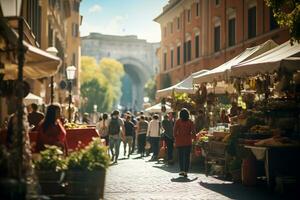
left=34, top=145, right=66, bottom=172
left=144, top=77, right=157, bottom=102
left=80, top=79, right=109, bottom=113
left=265, top=0, right=300, bottom=44
left=67, top=139, right=110, bottom=171
left=80, top=56, right=124, bottom=112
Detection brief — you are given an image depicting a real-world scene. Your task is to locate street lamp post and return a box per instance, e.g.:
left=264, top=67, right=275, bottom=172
left=46, top=47, right=58, bottom=104
left=66, top=65, right=76, bottom=122
left=1, top=0, right=27, bottom=198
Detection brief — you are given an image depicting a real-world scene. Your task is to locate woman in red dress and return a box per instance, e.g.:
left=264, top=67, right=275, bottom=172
left=173, top=108, right=195, bottom=177
left=36, top=104, right=67, bottom=154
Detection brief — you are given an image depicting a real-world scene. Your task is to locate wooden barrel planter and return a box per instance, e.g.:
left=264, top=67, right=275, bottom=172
left=65, top=170, right=106, bottom=200
left=36, top=170, right=64, bottom=197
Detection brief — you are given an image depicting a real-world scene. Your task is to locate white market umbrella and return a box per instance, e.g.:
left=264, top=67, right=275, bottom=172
left=24, top=93, right=43, bottom=105
left=156, top=70, right=209, bottom=98
left=145, top=103, right=172, bottom=113
left=231, top=40, right=300, bottom=77
left=193, top=40, right=278, bottom=84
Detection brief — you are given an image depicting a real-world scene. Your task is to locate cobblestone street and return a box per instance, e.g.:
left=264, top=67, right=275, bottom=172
left=104, top=148, right=281, bottom=200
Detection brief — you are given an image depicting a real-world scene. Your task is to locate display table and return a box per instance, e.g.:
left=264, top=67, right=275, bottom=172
left=66, top=128, right=99, bottom=151
left=202, top=141, right=227, bottom=176
left=245, top=145, right=300, bottom=189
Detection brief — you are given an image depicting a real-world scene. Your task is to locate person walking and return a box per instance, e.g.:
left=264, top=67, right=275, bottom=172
left=173, top=108, right=195, bottom=177
left=36, top=104, right=68, bottom=155
left=162, top=114, right=174, bottom=164
left=96, top=113, right=109, bottom=146
left=108, top=110, right=125, bottom=163
left=123, top=115, right=135, bottom=158
left=28, top=103, right=44, bottom=131
left=136, top=115, right=148, bottom=157
left=147, top=114, right=161, bottom=161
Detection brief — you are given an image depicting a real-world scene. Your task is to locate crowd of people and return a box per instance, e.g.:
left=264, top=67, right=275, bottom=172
left=3, top=101, right=235, bottom=178
left=94, top=108, right=198, bottom=178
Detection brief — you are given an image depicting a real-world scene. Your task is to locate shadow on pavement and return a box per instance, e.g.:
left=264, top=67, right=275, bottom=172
left=152, top=165, right=178, bottom=173
left=199, top=181, right=281, bottom=200
left=171, top=177, right=198, bottom=182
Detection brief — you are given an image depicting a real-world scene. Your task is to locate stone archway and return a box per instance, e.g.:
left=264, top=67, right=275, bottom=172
left=118, top=57, right=152, bottom=111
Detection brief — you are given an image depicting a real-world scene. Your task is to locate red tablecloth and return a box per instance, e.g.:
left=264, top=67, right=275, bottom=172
left=65, top=128, right=99, bottom=151
left=2, top=128, right=100, bottom=152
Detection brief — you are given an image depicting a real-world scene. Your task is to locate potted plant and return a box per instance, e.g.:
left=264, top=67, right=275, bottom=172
left=65, top=138, right=110, bottom=200
left=33, top=145, right=66, bottom=196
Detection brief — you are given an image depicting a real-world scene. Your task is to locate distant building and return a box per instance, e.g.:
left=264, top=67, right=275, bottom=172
left=81, top=33, right=159, bottom=111
left=154, top=0, right=290, bottom=89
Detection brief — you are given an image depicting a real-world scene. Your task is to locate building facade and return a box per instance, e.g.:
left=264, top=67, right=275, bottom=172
left=81, top=33, right=159, bottom=110
left=155, top=0, right=290, bottom=89
left=0, top=0, right=82, bottom=124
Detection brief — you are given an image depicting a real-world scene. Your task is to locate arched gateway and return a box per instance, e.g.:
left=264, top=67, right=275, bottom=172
left=81, top=33, right=159, bottom=111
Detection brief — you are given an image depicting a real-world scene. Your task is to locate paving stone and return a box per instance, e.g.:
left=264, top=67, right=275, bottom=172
left=104, top=147, right=282, bottom=200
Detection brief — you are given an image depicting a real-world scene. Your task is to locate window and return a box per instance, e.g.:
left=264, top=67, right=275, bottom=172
left=228, top=18, right=236, bottom=47
left=170, top=22, right=173, bottom=34
left=187, top=40, right=191, bottom=61
left=73, top=0, right=80, bottom=12
left=177, top=17, right=180, bottom=30
left=177, top=46, right=181, bottom=65
left=163, top=52, right=167, bottom=70
left=187, top=9, right=191, bottom=22
left=269, top=10, right=278, bottom=31
left=72, top=23, right=79, bottom=37
left=72, top=53, right=76, bottom=66
left=248, top=6, right=256, bottom=39
left=171, top=50, right=174, bottom=68
left=214, top=25, right=221, bottom=52
left=215, top=0, right=220, bottom=6
left=196, top=3, right=200, bottom=17
left=195, top=35, right=200, bottom=58
left=184, top=41, right=192, bottom=62
left=26, top=0, right=42, bottom=44
left=48, top=23, right=53, bottom=46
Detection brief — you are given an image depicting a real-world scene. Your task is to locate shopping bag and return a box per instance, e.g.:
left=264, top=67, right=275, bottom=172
left=145, top=141, right=151, bottom=150
left=158, top=146, right=166, bottom=159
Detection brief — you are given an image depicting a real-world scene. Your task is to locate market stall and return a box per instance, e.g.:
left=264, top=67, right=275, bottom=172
left=145, top=102, right=173, bottom=113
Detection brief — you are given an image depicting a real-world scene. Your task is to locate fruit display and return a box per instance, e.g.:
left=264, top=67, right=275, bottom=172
left=250, top=125, right=270, bottom=134
left=193, top=131, right=209, bottom=146
left=64, top=123, right=87, bottom=129
left=170, top=92, right=196, bottom=111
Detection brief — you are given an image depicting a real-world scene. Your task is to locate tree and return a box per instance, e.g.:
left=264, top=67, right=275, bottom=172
left=80, top=79, right=108, bottom=113
left=265, top=0, right=300, bottom=44
left=99, top=58, right=125, bottom=108
left=144, top=77, right=157, bottom=102
left=80, top=56, right=124, bottom=112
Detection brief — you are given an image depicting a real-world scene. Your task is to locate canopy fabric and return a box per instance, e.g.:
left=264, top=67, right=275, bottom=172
left=193, top=40, right=278, bottom=84
left=3, top=41, right=62, bottom=80
left=145, top=103, right=172, bottom=113
left=24, top=92, right=43, bottom=105
left=156, top=70, right=209, bottom=98
left=230, top=41, right=300, bottom=77
left=206, top=82, right=235, bottom=94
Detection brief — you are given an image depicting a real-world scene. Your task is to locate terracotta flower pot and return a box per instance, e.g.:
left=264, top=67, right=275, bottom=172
left=65, top=170, right=106, bottom=200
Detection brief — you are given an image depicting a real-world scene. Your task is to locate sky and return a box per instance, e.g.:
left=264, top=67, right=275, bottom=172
left=80, top=0, right=168, bottom=43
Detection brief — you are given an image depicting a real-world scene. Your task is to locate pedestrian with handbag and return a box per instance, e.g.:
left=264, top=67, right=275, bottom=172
left=173, top=108, right=195, bottom=177
left=136, top=115, right=148, bottom=157
left=108, top=110, right=125, bottom=164
left=162, top=114, right=174, bottom=164
left=96, top=113, right=109, bottom=146
left=147, top=114, right=161, bottom=161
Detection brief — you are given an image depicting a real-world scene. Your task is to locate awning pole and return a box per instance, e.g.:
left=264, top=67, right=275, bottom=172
left=16, top=17, right=25, bottom=182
